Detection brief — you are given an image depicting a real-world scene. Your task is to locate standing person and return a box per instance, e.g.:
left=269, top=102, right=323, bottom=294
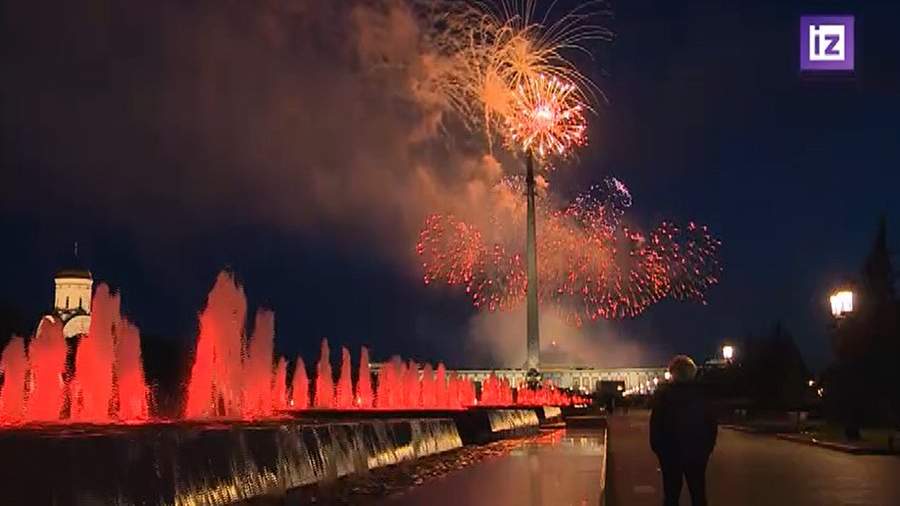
left=650, top=355, right=717, bottom=506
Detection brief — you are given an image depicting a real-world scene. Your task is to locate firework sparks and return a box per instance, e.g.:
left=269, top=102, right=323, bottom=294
left=506, top=74, right=586, bottom=157
left=416, top=177, right=722, bottom=323
left=420, top=0, right=610, bottom=149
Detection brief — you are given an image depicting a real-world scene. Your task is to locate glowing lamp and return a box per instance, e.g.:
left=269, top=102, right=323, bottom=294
left=830, top=290, right=854, bottom=318
left=722, top=345, right=735, bottom=361
left=664, top=371, right=672, bottom=381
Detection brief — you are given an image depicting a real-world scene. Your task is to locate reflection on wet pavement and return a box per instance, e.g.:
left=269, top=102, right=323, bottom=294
left=375, top=429, right=606, bottom=506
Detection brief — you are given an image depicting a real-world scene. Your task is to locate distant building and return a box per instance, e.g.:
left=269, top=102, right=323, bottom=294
left=446, top=366, right=667, bottom=394
left=53, top=263, right=93, bottom=339
left=371, top=362, right=666, bottom=395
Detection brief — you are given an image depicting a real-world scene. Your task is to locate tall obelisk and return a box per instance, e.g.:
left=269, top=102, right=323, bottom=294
left=525, top=150, right=540, bottom=371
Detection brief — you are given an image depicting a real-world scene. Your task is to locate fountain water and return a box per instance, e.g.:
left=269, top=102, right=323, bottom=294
left=404, top=360, right=420, bottom=408
left=0, top=337, right=27, bottom=423
left=290, top=358, right=309, bottom=409
left=273, top=357, right=288, bottom=410
left=479, top=373, right=513, bottom=406
left=375, top=356, right=398, bottom=409
left=314, top=338, right=334, bottom=408
left=335, top=346, right=353, bottom=409
left=420, top=363, right=435, bottom=408
left=0, top=283, right=151, bottom=425
left=435, top=363, right=448, bottom=407
left=2, top=268, right=581, bottom=428
left=113, top=319, right=149, bottom=420
left=184, top=272, right=247, bottom=418
left=184, top=272, right=290, bottom=419
left=356, top=346, right=373, bottom=408
left=244, top=309, right=276, bottom=418
left=72, top=285, right=118, bottom=422
left=27, top=316, right=67, bottom=421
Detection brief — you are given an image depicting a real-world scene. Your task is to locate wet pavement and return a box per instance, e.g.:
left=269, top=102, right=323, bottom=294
left=373, top=428, right=606, bottom=506
left=608, top=411, right=900, bottom=506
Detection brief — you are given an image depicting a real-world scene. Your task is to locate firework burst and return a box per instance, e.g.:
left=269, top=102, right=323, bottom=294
left=421, top=0, right=610, bottom=149
left=506, top=73, right=586, bottom=157
left=416, top=177, right=722, bottom=323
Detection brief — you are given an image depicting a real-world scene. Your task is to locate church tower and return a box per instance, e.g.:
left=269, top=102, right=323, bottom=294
left=54, top=244, right=93, bottom=338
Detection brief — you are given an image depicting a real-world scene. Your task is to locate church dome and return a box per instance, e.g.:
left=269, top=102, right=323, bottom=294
left=55, top=268, right=92, bottom=280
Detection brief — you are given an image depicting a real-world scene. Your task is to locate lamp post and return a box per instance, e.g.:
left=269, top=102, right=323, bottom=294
left=722, top=344, right=735, bottom=363
left=828, top=286, right=860, bottom=441
left=829, top=289, right=854, bottom=319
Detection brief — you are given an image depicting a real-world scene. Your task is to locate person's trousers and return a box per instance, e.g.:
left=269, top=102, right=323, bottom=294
left=659, top=455, right=708, bottom=506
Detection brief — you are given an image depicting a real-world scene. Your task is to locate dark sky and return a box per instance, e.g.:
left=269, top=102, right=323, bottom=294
left=2, top=0, right=898, bottom=371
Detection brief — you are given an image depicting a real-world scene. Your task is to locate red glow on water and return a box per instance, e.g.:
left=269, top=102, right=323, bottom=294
left=71, top=285, right=117, bottom=422
left=272, top=357, right=288, bottom=411
left=335, top=347, right=354, bottom=409
left=2, top=268, right=586, bottom=428
left=184, top=272, right=247, bottom=418
left=114, top=320, right=149, bottom=421
left=435, top=363, right=448, bottom=407
left=290, top=358, right=309, bottom=409
left=27, top=316, right=67, bottom=421
left=0, top=284, right=151, bottom=426
left=479, top=373, right=513, bottom=406
left=314, top=339, right=334, bottom=408
left=244, top=309, right=276, bottom=419
left=183, top=273, right=289, bottom=420
left=420, top=363, right=436, bottom=408
left=516, top=381, right=587, bottom=407
left=404, top=360, right=420, bottom=408
left=0, top=337, right=27, bottom=423
left=355, top=346, right=373, bottom=408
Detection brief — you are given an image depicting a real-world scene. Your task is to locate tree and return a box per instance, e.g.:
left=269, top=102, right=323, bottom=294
left=831, top=216, right=900, bottom=429
left=741, top=322, right=809, bottom=411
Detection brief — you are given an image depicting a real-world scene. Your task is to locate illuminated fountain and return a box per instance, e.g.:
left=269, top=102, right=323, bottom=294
left=290, top=357, right=309, bottom=409
left=26, top=316, right=67, bottom=422
left=356, top=346, right=374, bottom=408
left=183, top=272, right=289, bottom=420
left=0, top=268, right=585, bottom=428
left=314, top=338, right=334, bottom=408
left=335, top=346, right=354, bottom=409
left=0, top=284, right=150, bottom=425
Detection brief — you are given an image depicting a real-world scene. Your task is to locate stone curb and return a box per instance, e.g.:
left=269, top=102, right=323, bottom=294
left=723, top=426, right=899, bottom=455
left=720, top=424, right=767, bottom=434
left=774, top=433, right=900, bottom=455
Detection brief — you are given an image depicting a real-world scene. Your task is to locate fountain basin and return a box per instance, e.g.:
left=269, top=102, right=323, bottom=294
left=282, top=407, right=543, bottom=445
left=0, top=417, right=461, bottom=505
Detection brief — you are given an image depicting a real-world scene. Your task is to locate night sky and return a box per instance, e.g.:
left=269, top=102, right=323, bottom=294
left=2, top=0, right=899, bottom=371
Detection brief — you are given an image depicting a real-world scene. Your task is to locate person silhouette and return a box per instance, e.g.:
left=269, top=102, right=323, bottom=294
left=650, top=355, right=717, bottom=506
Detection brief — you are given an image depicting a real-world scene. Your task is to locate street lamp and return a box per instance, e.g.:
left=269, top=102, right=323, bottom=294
left=722, top=344, right=735, bottom=362
left=829, top=289, right=854, bottom=319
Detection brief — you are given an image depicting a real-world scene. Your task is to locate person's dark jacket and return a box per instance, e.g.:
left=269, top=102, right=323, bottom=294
left=650, top=381, right=718, bottom=460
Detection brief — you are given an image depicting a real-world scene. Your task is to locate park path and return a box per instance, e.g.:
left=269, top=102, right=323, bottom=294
left=607, top=410, right=900, bottom=506
left=372, top=428, right=606, bottom=506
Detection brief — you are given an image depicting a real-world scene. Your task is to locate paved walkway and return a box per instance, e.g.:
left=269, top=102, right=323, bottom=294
left=607, top=411, right=900, bottom=506
left=374, top=429, right=606, bottom=506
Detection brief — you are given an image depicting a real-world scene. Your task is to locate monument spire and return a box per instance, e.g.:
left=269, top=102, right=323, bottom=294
left=525, top=150, right=540, bottom=372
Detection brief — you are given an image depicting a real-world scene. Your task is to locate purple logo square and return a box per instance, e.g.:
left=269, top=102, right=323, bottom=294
left=800, top=15, right=854, bottom=71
